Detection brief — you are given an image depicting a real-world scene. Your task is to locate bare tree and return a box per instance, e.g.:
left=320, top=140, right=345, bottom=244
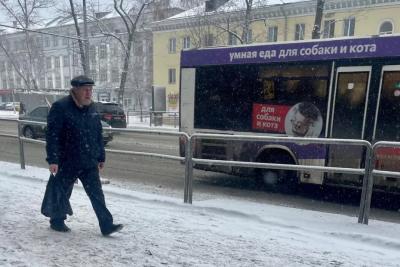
left=241, top=0, right=253, bottom=44
left=182, top=0, right=329, bottom=44
left=0, top=0, right=53, bottom=91
left=312, top=0, right=325, bottom=39
left=67, top=0, right=89, bottom=75
left=182, top=0, right=268, bottom=46
left=112, top=0, right=150, bottom=106
left=88, top=0, right=151, bottom=106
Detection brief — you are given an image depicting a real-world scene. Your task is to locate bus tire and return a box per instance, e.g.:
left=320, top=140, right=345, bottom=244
left=256, top=151, right=298, bottom=194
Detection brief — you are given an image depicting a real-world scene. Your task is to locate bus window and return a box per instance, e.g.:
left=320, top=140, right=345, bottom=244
left=194, top=64, right=329, bottom=134
left=257, top=65, right=329, bottom=106
left=195, top=65, right=258, bottom=131
left=331, top=71, right=370, bottom=139
left=375, top=71, right=400, bottom=141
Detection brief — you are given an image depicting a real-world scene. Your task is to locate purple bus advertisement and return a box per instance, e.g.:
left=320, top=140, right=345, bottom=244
left=180, top=35, right=400, bottom=192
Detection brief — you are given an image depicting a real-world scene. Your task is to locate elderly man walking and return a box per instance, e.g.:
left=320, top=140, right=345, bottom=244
left=42, top=75, right=123, bottom=236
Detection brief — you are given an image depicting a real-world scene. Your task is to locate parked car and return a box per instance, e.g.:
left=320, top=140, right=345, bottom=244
left=94, top=102, right=127, bottom=128
left=19, top=106, right=114, bottom=145
left=5, top=102, right=20, bottom=111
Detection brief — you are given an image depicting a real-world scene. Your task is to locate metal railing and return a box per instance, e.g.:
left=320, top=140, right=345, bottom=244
left=185, top=133, right=373, bottom=225
left=359, top=141, right=400, bottom=224
left=12, top=118, right=189, bottom=170
left=125, top=110, right=180, bottom=128
left=2, top=116, right=400, bottom=225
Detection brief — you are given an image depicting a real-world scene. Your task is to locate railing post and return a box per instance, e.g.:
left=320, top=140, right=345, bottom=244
left=17, top=121, right=25, bottom=170
left=184, top=135, right=193, bottom=204
left=174, top=112, right=177, bottom=128
left=358, top=145, right=371, bottom=223
left=126, top=110, right=129, bottom=125
left=361, top=146, right=375, bottom=224
left=149, top=111, right=153, bottom=127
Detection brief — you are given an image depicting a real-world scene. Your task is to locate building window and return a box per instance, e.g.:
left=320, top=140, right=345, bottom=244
left=267, top=26, right=278, bottom=42
left=90, top=45, right=97, bottom=64
left=379, top=21, right=393, bottom=35
left=124, top=98, right=132, bottom=109
left=111, top=69, right=119, bottom=82
left=63, top=55, right=69, bottom=67
left=169, top=38, right=176, bottom=53
left=203, top=34, right=214, bottom=47
left=228, top=32, right=237, bottom=45
left=44, top=37, right=50, bottom=47
left=99, top=43, right=107, bottom=59
left=8, top=77, right=14, bottom=88
left=7, top=62, right=12, bottom=71
left=47, top=76, right=53, bottom=89
left=111, top=43, right=119, bottom=56
left=295, top=23, right=305, bottom=40
left=64, top=76, right=70, bottom=88
left=100, top=70, right=107, bottom=82
left=53, top=36, right=59, bottom=46
left=245, top=29, right=253, bottom=43
left=90, top=69, right=97, bottom=80
left=54, top=57, right=60, bottom=68
left=46, top=57, right=52, bottom=69
left=343, top=17, right=355, bottom=36
left=62, top=36, right=68, bottom=45
left=323, top=20, right=335, bottom=38
left=36, top=37, right=42, bottom=47
left=73, top=54, right=79, bottom=66
left=39, top=77, right=45, bottom=88
left=168, top=68, right=176, bottom=84
left=16, top=76, right=22, bottom=88
left=55, top=75, right=61, bottom=88
left=183, top=36, right=191, bottom=49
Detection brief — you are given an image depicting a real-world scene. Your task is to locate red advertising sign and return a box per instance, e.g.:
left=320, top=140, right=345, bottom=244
left=376, top=147, right=400, bottom=160
left=252, top=103, right=291, bottom=133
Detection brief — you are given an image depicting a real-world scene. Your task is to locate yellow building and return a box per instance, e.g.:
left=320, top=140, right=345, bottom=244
left=152, top=0, right=400, bottom=111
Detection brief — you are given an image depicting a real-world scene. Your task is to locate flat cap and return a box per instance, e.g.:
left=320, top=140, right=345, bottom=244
left=71, top=75, right=95, bottom=87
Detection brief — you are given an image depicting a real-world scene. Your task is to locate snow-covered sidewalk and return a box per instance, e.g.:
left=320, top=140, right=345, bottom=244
left=0, top=161, right=399, bottom=267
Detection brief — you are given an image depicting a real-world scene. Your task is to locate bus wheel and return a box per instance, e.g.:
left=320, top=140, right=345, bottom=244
left=257, top=152, right=298, bottom=194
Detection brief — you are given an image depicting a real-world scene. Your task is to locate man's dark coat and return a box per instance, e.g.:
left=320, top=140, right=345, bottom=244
left=45, top=95, right=105, bottom=169
left=41, top=95, right=105, bottom=218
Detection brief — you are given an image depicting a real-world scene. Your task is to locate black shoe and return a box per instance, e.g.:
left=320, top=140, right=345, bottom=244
left=101, top=224, right=123, bottom=236
left=50, top=221, right=71, bottom=232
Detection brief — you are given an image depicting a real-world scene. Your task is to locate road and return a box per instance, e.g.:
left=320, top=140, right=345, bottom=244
left=1, top=119, right=400, bottom=224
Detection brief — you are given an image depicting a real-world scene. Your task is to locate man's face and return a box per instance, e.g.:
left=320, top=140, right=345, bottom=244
left=291, top=110, right=314, bottom=137
left=74, top=85, right=93, bottom=106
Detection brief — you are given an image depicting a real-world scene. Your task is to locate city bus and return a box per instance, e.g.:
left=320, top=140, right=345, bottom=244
left=179, top=35, right=400, bottom=192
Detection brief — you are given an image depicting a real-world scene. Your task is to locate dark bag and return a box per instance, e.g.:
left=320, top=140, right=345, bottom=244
left=41, top=173, right=73, bottom=218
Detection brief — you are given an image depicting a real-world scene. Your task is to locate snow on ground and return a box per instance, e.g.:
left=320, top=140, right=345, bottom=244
left=126, top=114, right=178, bottom=130
left=0, top=161, right=400, bottom=267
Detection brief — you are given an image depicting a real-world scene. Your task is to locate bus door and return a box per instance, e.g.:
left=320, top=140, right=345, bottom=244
left=373, top=66, right=400, bottom=181
left=328, top=66, right=372, bottom=184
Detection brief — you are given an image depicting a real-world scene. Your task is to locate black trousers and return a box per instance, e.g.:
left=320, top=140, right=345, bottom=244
left=50, top=166, right=113, bottom=231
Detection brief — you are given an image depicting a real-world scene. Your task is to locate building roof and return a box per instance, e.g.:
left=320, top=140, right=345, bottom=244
left=167, top=0, right=306, bottom=20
